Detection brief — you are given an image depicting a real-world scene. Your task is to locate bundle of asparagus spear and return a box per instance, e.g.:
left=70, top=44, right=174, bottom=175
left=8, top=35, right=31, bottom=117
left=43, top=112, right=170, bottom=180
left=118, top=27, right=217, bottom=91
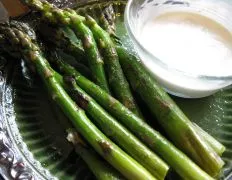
left=0, top=0, right=226, bottom=179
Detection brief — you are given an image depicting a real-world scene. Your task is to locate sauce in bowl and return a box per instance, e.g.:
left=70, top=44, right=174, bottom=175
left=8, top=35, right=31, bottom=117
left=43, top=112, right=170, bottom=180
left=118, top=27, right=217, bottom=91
left=140, top=12, right=232, bottom=77
left=126, top=0, right=232, bottom=98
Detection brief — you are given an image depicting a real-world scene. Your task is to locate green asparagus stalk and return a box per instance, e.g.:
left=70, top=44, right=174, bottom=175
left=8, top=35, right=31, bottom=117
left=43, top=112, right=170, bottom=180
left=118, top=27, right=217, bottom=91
left=99, top=6, right=119, bottom=42
left=66, top=129, right=125, bottom=180
left=52, top=56, right=214, bottom=180
left=117, top=46, right=224, bottom=177
left=22, top=0, right=110, bottom=93
left=52, top=101, right=124, bottom=180
left=193, top=123, right=225, bottom=156
left=0, top=23, right=157, bottom=180
left=102, top=4, right=116, bottom=33
left=59, top=69, right=169, bottom=180
left=39, top=23, right=87, bottom=65
left=59, top=10, right=110, bottom=93
left=85, top=15, right=143, bottom=118
left=49, top=50, right=92, bottom=79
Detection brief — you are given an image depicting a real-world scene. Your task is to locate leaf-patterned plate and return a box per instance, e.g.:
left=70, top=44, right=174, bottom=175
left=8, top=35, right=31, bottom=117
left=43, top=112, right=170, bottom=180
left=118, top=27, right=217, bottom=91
left=0, top=0, right=231, bottom=179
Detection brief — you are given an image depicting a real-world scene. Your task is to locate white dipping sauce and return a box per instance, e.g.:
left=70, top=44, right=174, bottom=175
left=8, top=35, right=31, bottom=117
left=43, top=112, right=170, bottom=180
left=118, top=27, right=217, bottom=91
left=140, top=12, right=232, bottom=76
left=137, top=11, right=232, bottom=97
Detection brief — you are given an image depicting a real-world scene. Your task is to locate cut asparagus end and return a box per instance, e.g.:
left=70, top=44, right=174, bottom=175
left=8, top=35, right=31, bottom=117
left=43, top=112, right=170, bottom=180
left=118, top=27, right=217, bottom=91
left=193, top=123, right=226, bottom=156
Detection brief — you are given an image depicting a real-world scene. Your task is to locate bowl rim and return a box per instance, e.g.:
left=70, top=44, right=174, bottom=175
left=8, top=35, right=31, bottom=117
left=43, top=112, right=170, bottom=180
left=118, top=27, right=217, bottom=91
left=124, top=0, right=232, bottom=81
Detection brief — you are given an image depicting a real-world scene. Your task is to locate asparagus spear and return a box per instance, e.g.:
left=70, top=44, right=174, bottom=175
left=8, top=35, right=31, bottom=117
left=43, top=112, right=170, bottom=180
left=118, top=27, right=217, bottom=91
left=22, top=0, right=110, bottom=93
left=59, top=66, right=169, bottom=180
left=39, top=23, right=87, bottom=65
left=84, top=15, right=143, bottom=118
left=48, top=50, right=92, bottom=79
left=67, top=129, right=125, bottom=180
left=0, top=23, right=157, bottom=180
left=52, top=102, right=124, bottom=180
left=102, top=4, right=116, bottom=34
left=117, top=46, right=224, bottom=177
left=193, top=123, right=225, bottom=156
left=99, top=6, right=120, bottom=43
left=52, top=56, right=214, bottom=180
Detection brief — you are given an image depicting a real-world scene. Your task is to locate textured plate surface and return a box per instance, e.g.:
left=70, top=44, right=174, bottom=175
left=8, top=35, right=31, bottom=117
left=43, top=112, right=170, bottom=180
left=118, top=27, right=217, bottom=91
left=0, top=0, right=231, bottom=180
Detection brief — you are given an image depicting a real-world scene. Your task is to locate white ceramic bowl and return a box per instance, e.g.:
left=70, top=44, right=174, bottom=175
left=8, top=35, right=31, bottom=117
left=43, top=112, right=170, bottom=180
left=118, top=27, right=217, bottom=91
left=125, top=0, right=232, bottom=98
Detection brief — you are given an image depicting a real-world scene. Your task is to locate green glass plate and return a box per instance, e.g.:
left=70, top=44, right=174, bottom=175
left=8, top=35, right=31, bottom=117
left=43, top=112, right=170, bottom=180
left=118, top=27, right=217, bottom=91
left=0, top=0, right=231, bottom=179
